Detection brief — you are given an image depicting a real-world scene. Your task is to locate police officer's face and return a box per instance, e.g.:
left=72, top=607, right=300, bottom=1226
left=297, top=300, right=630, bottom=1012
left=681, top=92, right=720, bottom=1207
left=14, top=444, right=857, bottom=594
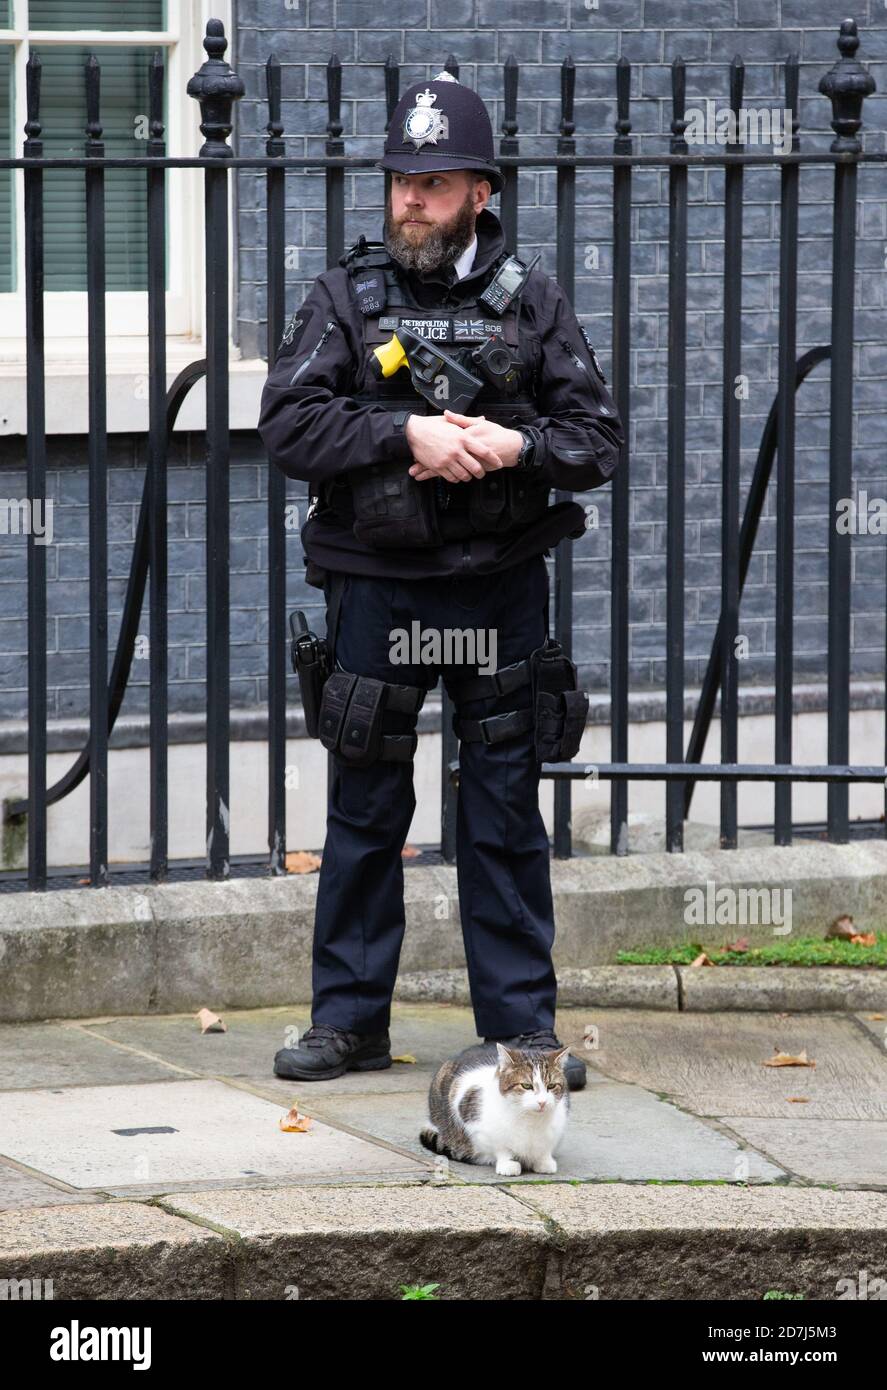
left=385, top=171, right=490, bottom=272
left=390, top=170, right=489, bottom=234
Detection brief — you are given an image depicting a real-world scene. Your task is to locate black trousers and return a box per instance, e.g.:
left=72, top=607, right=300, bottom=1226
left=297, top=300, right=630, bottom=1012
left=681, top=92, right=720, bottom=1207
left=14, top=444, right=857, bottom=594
left=311, top=553, right=557, bottom=1039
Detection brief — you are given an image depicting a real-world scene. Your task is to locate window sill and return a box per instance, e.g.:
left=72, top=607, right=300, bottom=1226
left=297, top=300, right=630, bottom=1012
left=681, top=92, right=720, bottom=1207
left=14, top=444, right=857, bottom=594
left=0, top=339, right=268, bottom=437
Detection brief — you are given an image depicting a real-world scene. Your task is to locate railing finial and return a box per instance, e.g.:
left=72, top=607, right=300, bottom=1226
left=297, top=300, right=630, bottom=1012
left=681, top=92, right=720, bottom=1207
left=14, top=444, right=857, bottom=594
left=384, top=53, right=400, bottom=130
left=85, top=53, right=102, bottom=147
left=670, top=55, right=687, bottom=153
left=559, top=54, right=575, bottom=139
left=24, top=52, right=42, bottom=149
left=186, top=18, right=245, bottom=158
left=149, top=50, right=165, bottom=145
left=818, top=17, right=875, bottom=154
left=502, top=53, right=519, bottom=137
left=326, top=53, right=343, bottom=140
left=265, top=54, right=284, bottom=149
left=614, top=55, right=631, bottom=150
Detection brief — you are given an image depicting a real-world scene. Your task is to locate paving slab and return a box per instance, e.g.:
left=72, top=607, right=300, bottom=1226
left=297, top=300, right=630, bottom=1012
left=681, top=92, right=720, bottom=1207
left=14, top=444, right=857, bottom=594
left=854, top=1011, right=887, bottom=1048
left=0, top=1159, right=100, bottom=1211
left=0, top=1200, right=230, bottom=1300
left=88, top=1002, right=485, bottom=1095
left=303, top=1080, right=784, bottom=1182
left=508, top=1183, right=887, bottom=1300
left=554, top=1007, right=887, bottom=1120
left=720, top=1118, right=887, bottom=1187
left=0, top=1079, right=427, bottom=1192
left=0, top=1021, right=179, bottom=1090
left=161, top=1182, right=550, bottom=1300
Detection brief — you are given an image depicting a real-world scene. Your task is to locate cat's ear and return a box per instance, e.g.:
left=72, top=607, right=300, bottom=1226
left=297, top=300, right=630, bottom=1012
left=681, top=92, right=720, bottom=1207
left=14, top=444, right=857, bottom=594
left=495, top=1042, right=518, bottom=1068
left=550, top=1046, right=572, bottom=1069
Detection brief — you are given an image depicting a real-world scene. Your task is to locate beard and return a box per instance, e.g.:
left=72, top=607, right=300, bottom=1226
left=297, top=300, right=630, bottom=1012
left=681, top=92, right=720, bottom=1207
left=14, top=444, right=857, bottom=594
left=383, top=188, right=477, bottom=274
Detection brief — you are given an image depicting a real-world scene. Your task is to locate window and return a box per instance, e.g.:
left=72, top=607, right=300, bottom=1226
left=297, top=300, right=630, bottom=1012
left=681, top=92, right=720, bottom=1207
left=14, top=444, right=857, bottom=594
left=0, top=0, right=228, bottom=342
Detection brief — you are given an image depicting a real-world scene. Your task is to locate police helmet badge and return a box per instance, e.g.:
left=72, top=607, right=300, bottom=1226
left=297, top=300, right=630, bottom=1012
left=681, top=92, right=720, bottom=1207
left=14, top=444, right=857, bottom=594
left=402, top=88, right=449, bottom=153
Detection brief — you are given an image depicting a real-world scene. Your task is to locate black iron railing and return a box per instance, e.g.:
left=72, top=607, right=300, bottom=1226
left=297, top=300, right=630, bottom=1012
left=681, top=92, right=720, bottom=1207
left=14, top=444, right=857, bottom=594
left=2, top=17, right=884, bottom=889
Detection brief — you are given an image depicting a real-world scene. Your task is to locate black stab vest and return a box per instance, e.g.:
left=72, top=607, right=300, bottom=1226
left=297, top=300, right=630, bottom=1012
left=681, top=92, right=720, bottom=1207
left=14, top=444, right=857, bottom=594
left=320, top=242, right=551, bottom=549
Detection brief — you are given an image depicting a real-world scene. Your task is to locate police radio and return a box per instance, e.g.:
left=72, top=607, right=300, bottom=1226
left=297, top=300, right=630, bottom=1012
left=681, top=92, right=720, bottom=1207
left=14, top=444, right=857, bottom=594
left=478, top=252, right=540, bottom=316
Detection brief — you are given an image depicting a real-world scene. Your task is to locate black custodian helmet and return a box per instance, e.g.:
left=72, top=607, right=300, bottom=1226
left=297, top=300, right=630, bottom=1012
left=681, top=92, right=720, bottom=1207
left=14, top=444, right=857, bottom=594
left=377, top=72, right=504, bottom=195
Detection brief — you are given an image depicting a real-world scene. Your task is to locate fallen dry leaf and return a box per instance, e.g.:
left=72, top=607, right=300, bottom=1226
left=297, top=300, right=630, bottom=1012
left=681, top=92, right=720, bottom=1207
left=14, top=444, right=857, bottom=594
left=392, top=1053, right=417, bottom=1064
left=285, top=850, right=321, bottom=874
left=850, top=932, right=876, bottom=947
left=401, top=844, right=421, bottom=859
left=724, top=937, right=750, bottom=954
left=826, top=914, right=856, bottom=941
left=763, top=1049, right=815, bottom=1069
left=279, top=1104, right=312, bottom=1133
left=196, top=1007, right=226, bottom=1034
left=690, top=951, right=715, bottom=967
left=786, top=1096, right=810, bottom=1103
left=867, top=1014, right=885, bottom=1021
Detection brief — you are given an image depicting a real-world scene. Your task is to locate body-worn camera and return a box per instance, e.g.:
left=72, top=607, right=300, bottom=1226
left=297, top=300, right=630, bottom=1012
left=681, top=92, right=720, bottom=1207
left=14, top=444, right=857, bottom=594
left=289, top=611, right=330, bottom=738
left=470, top=336, right=522, bottom=394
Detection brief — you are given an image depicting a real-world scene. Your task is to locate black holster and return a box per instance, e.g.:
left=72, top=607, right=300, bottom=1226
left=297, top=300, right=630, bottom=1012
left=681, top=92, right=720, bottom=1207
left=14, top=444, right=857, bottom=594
left=289, top=611, right=330, bottom=738
left=530, top=638, right=589, bottom=763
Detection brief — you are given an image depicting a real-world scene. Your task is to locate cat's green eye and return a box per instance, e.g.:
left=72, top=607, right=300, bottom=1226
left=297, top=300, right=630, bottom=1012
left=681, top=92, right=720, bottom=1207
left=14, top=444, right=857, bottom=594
left=521, top=1082, right=533, bottom=1089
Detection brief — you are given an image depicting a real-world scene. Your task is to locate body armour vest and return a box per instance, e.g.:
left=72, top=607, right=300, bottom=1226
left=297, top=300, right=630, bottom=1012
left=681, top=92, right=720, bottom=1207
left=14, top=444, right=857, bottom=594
left=319, top=240, right=550, bottom=550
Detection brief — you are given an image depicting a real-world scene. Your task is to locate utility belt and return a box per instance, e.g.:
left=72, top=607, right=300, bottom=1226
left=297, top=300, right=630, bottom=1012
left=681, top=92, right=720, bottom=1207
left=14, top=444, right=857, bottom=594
left=289, top=580, right=588, bottom=767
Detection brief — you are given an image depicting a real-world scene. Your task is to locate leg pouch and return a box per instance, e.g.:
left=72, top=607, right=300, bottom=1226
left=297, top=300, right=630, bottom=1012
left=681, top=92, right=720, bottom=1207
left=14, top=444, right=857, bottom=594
left=530, top=639, right=590, bottom=762
left=318, top=671, right=386, bottom=767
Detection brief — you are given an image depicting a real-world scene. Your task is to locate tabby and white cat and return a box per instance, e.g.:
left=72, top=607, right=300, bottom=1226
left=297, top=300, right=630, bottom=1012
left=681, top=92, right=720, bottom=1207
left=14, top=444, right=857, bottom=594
left=419, top=1040, right=571, bottom=1176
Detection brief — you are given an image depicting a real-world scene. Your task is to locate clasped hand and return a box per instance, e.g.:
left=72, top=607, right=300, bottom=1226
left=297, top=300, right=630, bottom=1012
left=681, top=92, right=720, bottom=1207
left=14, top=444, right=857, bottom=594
left=406, top=408, right=523, bottom=484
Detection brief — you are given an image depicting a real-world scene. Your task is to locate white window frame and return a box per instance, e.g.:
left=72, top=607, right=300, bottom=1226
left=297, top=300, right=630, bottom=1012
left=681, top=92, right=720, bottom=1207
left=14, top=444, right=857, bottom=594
left=0, top=0, right=232, bottom=347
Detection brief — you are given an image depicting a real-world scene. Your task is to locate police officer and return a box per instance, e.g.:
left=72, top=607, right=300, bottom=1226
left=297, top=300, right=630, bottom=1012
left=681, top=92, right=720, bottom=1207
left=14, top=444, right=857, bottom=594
left=258, top=73, right=623, bottom=1091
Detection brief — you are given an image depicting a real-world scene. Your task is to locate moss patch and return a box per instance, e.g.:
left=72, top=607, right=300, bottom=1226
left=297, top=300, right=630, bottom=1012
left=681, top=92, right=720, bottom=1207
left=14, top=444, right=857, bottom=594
left=616, top=935, right=887, bottom=968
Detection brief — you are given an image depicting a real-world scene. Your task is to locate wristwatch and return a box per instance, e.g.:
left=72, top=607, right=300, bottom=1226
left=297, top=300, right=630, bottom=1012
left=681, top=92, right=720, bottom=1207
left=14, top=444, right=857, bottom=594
left=514, top=426, right=540, bottom=471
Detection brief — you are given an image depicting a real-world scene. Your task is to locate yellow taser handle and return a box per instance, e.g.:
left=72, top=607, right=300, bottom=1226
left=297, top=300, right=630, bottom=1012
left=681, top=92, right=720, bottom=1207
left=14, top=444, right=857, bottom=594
left=372, top=332, right=408, bottom=377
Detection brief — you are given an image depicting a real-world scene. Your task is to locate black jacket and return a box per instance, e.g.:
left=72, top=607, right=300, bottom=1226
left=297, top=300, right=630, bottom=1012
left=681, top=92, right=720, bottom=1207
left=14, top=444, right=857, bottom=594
left=257, top=208, right=624, bottom=585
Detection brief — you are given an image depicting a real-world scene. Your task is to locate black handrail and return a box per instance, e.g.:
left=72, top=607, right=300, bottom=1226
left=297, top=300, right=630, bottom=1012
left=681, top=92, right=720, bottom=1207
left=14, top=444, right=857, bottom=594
left=5, top=359, right=208, bottom=820
left=681, top=344, right=832, bottom=815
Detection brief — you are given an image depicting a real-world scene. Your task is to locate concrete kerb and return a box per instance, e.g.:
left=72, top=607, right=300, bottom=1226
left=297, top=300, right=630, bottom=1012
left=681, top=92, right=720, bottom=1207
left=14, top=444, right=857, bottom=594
left=2, top=1183, right=887, bottom=1300
left=1, top=842, right=887, bottom=1022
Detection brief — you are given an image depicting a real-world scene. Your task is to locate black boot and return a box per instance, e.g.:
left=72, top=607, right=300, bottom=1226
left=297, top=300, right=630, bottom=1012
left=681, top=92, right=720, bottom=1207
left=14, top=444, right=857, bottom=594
left=484, top=1028, right=586, bottom=1091
left=273, top=1023, right=392, bottom=1081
